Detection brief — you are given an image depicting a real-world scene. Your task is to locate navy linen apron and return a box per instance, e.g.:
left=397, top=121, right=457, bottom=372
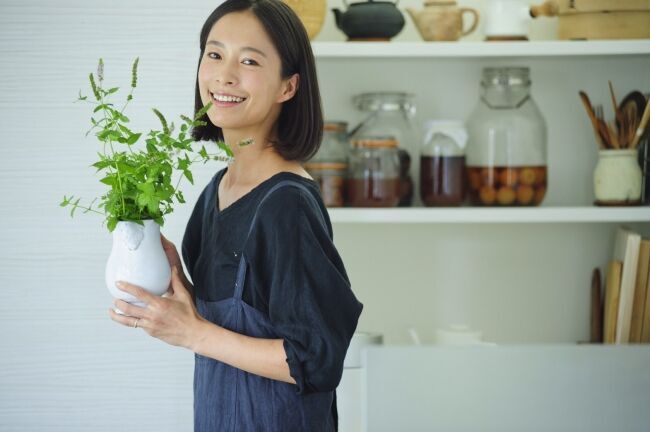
left=193, top=179, right=334, bottom=432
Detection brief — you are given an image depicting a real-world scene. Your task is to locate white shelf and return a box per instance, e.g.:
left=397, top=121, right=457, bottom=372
left=328, top=206, right=650, bottom=223
left=313, top=40, right=650, bottom=58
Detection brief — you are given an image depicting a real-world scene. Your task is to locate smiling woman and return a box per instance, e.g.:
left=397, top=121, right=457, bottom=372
left=123, top=1, right=365, bottom=432
left=191, top=0, right=324, bottom=163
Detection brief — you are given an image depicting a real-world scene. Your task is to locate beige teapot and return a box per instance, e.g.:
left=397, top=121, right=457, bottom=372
left=407, top=0, right=479, bottom=41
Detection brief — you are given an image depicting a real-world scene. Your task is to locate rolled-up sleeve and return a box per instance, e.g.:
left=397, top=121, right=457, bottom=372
left=249, top=188, right=363, bottom=395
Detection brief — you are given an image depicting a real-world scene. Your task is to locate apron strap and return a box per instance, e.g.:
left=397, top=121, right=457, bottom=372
left=233, top=179, right=326, bottom=300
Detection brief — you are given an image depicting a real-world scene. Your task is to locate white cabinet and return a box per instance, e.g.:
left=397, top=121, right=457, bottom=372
left=313, top=40, right=650, bottom=344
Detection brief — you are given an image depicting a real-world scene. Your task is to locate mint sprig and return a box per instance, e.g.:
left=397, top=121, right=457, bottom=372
left=61, top=57, right=246, bottom=233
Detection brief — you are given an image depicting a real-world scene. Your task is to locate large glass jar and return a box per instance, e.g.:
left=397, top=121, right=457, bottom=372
left=305, top=121, right=349, bottom=207
left=350, top=92, right=418, bottom=206
left=466, top=67, right=547, bottom=206
left=347, top=136, right=401, bottom=207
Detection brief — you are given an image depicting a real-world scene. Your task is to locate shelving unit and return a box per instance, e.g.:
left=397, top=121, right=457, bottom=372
left=313, top=38, right=650, bottom=345
left=329, top=206, right=650, bottom=224
left=313, top=40, right=650, bottom=58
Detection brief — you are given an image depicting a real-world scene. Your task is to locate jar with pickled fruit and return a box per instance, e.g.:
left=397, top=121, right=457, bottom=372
left=350, top=92, right=419, bottom=206
left=466, top=67, right=548, bottom=206
left=305, top=121, right=349, bottom=207
left=347, top=136, right=401, bottom=207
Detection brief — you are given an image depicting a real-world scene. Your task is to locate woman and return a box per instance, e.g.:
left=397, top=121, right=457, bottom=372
left=108, top=1, right=364, bottom=430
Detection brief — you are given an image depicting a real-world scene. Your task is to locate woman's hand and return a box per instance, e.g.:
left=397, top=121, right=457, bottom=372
left=108, top=267, right=205, bottom=350
left=160, top=233, right=193, bottom=298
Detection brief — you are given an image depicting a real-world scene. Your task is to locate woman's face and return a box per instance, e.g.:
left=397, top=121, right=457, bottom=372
left=197, top=10, right=297, bottom=134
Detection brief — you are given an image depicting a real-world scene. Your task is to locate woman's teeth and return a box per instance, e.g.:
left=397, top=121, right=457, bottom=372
left=211, top=92, right=246, bottom=103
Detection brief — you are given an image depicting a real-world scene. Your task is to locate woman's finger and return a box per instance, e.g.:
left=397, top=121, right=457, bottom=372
left=109, top=307, right=146, bottom=329
left=113, top=298, right=150, bottom=319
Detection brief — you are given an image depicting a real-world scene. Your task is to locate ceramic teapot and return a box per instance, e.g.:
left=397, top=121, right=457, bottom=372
left=332, top=0, right=405, bottom=41
left=407, top=1, right=479, bottom=41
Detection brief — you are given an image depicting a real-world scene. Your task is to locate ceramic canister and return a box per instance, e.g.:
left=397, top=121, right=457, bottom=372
left=594, top=149, right=642, bottom=204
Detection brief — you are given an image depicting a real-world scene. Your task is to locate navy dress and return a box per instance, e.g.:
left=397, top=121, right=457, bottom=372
left=181, top=167, right=364, bottom=431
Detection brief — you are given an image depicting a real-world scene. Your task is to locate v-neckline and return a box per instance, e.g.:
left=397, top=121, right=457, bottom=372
left=214, top=167, right=315, bottom=215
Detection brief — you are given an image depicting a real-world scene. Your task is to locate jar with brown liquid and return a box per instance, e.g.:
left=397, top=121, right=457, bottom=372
left=420, top=120, right=468, bottom=206
left=305, top=121, right=349, bottom=207
left=347, top=137, right=401, bottom=207
left=349, top=92, right=419, bottom=206
left=466, top=67, right=548, bottom=206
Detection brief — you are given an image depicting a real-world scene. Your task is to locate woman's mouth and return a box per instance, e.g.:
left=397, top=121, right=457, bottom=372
left=210, top=91, right=247, bottom=107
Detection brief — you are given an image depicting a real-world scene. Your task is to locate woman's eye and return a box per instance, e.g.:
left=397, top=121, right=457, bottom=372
left=207, top=52, right=221, bottom=60
left=242, top=59, right=259, bottom=66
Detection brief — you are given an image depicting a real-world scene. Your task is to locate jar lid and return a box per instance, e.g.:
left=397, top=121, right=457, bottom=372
left=481, top=67, right=530, bottom=87
left=304, top=162, right=348, bottom=170
left=352, top=92, right=416, bottom=113
left=351, top=136, right=399, bottom=148
left=324, top=121, right=348, bottom=132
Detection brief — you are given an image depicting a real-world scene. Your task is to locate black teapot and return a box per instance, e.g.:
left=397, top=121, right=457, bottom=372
left=332, top=0, right=405, bottom=41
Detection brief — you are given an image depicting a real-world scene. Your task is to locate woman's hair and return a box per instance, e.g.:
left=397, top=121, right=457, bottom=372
left=191, top=0, right=323, bottom=162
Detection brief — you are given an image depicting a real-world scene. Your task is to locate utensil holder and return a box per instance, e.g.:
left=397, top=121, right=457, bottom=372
left=593, top=149, right=642, bottom=206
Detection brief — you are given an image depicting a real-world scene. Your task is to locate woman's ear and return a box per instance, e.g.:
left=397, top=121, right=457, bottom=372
left=277, top=73, right=299, bottom=103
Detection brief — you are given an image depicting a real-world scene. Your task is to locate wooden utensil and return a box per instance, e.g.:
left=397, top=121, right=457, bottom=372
left=631, top=98, right=650, bottom=150
left=591, top=267, right=603, bottom=344
left=579, top=91, right=605, bottom=149
left=609, top=80, right=623, bottom=132
left=595, top=104, right=613, bottom=149
left=618, top=90, right=646, bottom=124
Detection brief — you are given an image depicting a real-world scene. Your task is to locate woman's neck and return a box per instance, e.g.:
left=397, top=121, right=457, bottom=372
left=221, top=129, right=298, bottom=188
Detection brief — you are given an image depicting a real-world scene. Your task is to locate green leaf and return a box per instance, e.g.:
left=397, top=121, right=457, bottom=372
left=100, top=175, right=116, bottom=187
left=183, top=169, right=193, bottom=184
left=175, top=190, right=186, bottom=204
left=126, top=133, right=141, bottom=145
left=217, top=140, right=233, bottom=157
left=107, top=217, right=118, bottom=233
left=106, top=87, right=119, bottom=95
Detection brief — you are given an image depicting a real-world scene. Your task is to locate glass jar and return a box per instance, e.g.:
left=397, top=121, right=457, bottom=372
left=305, top=121, right=349, bottom=207
left=347, top=136, right=401, bottom=207
left=420, top=120, right=468, bottom=206
left=350, top=92, right=418, bottom=206
left=466, top=67, right=547, bottom=206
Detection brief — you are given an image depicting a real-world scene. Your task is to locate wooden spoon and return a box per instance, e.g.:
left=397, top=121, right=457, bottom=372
left=609, top=81, right=623, bottom=133
left=631, top=98, right=650, bottom=150
left=579, top=91, right=605, bottom=149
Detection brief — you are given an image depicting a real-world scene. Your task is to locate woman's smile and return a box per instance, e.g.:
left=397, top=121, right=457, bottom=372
left=210, top=91, right=247, bottom=108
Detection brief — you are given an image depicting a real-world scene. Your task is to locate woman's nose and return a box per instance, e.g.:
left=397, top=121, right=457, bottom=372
left=216, top=60, right=238, bottom=86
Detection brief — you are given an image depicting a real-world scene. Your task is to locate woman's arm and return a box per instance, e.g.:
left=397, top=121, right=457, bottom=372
left=190, top=320, right=297, bottom=385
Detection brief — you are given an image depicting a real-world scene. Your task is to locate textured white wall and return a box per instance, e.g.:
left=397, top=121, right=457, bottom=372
left=0, top=1, right=648, bottom=431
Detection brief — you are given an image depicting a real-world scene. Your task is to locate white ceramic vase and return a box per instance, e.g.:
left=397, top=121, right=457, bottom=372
left=594, top=149, right=642, bottom=205
left=105, top=219, right=171, bottom=315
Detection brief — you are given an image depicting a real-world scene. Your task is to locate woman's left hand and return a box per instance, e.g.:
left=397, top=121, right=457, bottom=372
left=109, top=267, right=204, bottom=349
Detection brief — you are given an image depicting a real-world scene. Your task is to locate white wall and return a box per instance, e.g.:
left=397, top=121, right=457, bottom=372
left=0, top=1, right=648, bottom=430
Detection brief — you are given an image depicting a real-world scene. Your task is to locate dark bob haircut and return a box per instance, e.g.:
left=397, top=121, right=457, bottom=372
left=191, top=0, right=323, bottom=162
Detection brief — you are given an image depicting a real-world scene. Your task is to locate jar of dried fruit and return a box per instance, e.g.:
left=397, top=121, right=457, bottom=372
left=466, top=67, right=548, bottom=206
left=305, top=121, right=349, bottom=207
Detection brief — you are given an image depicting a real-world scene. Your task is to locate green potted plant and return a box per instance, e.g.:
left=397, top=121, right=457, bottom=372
left=60, top=57, right=239, bottom=313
